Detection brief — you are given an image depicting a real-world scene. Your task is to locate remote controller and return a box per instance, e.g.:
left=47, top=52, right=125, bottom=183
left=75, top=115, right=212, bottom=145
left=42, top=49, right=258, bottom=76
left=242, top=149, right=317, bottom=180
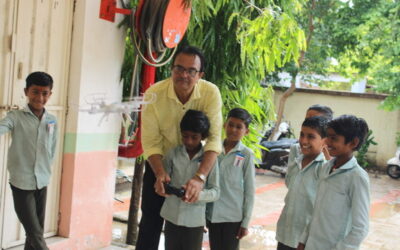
left=164, top=183, right=185, bottom=198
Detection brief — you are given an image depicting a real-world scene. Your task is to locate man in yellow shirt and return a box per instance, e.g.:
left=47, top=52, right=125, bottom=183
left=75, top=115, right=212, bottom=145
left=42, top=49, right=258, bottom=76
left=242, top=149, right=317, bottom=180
left=136, top=46, right=223, bottom=250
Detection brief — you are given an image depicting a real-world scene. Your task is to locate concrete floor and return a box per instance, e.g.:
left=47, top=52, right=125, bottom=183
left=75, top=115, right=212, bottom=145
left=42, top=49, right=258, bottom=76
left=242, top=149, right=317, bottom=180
left=112, top=170, right=400, bottom=249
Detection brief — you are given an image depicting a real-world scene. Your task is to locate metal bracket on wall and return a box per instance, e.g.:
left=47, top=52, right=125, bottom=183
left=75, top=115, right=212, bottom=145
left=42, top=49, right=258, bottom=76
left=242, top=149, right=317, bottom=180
left=99, top=0, right=131, bottom=22
left=0, top=105, right=20, bottom=111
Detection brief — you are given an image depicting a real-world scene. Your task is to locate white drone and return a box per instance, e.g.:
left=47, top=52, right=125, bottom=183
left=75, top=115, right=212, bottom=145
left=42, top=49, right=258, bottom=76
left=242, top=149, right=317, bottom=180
left=79, top=93, right=155, bottom=125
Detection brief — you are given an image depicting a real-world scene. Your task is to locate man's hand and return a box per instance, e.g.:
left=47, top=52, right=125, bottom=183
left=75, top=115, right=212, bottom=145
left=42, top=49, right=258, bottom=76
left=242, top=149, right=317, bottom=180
left=236, top=227, right=249, bottom=239
left=181, top=151, right=218, bottom=202
left=297, top=243, right=305, bottom=250
left=148, top=154, right=171, bottom=196
left=154, top=172, right=171, bottom=197
left=182, top=177, right=204, bottom=203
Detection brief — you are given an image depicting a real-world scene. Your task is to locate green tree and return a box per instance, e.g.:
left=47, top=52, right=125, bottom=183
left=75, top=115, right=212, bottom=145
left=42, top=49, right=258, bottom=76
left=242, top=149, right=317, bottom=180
left=157, top=0, right=307, bottom=155
left=298, top=0, right=400, bottom=110
left=337, top=0, right=400, bottom=110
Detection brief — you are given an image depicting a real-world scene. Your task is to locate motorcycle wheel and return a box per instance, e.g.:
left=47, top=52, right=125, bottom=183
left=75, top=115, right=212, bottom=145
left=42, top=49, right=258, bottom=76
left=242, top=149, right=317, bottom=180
left=387, top=165, right=400, bottom=179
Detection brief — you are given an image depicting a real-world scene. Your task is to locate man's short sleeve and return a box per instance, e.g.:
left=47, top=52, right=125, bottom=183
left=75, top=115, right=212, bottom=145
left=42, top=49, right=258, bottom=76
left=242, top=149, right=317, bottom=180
left=203, top=85, right=222, bottom=154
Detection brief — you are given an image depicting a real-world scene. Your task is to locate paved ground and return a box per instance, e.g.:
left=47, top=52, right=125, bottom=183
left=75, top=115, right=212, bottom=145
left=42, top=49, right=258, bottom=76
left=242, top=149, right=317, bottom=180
left=112, top=170, right=400, bottom=249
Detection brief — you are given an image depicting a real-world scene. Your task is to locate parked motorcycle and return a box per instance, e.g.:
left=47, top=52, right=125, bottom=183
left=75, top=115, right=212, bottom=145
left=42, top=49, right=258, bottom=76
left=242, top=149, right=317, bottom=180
left=258, top=122, right=297, bottom=177
left=387, top=148, right=400, bottom=179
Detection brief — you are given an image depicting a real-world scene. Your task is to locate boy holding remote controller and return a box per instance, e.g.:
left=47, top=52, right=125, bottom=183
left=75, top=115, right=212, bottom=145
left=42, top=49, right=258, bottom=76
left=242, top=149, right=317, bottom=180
left=160, top=109, right=219, bottom=250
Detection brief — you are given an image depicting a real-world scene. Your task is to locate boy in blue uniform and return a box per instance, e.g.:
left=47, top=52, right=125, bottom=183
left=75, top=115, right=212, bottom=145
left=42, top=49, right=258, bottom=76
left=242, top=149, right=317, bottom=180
left=298, top=115, right=370, bottom=250
left=207, top=108, right=255, bottom=250
left=0, top=72, right=57, bottom=250
left=160, top=109, right=219, bottom=250
left=276, top=116, right=329, bottom=250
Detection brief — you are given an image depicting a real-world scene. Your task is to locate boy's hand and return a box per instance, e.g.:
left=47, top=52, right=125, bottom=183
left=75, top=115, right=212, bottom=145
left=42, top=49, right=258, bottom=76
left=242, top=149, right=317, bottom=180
left=322, top=145, right=331, bottom=160
left=154, top=172, right=171, bottom=197
left=236, top=227, right=249, bottom=239
left=297, top=243, right=305, bottom=250
left=182, top=178, right=204, bottom=203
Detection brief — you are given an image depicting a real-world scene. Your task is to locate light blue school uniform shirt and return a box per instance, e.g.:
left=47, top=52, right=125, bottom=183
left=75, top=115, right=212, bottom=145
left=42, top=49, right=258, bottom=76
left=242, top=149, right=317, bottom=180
left=0, top=106, right=57, bottom=190
left=276, top=144, right=325, bottom=248
left=160, top=145, right=220, bottom=227
left=207, top=141, right=255, bottom=228
left=300, top=157, right=370, bottom=250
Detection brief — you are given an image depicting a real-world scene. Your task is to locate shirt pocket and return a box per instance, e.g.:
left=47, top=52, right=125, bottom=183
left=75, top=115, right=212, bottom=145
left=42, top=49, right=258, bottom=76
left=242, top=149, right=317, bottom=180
left=322, top=188, right=349, bottom=220
left=225, top=166, right=244, bottom=191
left=299, top=178, right=318, bottom=207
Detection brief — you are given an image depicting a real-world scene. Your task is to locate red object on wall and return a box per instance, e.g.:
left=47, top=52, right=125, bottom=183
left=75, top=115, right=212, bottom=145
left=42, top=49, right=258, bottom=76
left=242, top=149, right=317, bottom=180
left=162, top=0, right=191, bottom=48
left=140, top=53, right=157, bottom=92
left=99, top=0, right=131, bottom=22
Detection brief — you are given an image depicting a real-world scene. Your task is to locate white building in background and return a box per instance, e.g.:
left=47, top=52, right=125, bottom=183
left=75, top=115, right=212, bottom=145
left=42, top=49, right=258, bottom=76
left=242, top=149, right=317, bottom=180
left=275, top=72, right=367, bottom=93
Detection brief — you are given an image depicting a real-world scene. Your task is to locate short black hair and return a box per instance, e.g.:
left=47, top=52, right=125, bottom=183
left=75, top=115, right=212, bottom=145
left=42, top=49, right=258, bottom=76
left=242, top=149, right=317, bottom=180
left=172, top=45, right=205, bottom=72
left=227, top=108, right=252, bottom=128
left=307, top=104, right=333, bottom=120
left=327, top=115, right=369, bottom=151
left=180, top=109, right=210, bottom=138
left=26, top=71, right=53, bottom=90
left=302, top=116, right=329, bottom=138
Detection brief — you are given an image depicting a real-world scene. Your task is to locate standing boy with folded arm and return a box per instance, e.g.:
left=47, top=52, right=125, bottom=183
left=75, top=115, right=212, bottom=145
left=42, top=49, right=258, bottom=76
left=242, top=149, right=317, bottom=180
left=0, top=72, right=57, bottom=250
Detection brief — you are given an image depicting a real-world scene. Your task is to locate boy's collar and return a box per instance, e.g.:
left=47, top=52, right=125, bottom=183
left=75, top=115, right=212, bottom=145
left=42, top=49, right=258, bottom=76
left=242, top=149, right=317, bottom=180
left=335, top=156, right=357, bottom=170
left=328, top=156, right=357, bottom=172
left=180, top=144, right=204, bottom=160
left=23, top=105, right=47, bottom=116
left=314, top=152, right=325, bottom=162
left=222, top=140, right=243, bottom=154
left=295, top=151, right=325, bottom=168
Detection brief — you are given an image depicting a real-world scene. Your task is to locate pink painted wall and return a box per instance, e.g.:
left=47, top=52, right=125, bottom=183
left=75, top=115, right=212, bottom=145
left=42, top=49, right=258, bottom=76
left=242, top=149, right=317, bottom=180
left=49, top=151, right=117, bottom=250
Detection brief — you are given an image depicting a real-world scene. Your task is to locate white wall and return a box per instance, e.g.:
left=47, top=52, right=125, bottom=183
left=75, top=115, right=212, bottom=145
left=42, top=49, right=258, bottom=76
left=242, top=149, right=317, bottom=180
left=273, top=88, right=400, bottom=168
left=67, top=0, right=127, bottom=134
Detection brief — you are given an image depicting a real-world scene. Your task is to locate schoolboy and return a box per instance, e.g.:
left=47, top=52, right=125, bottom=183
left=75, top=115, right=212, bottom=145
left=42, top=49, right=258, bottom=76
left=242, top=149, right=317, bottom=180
left=298, top=115, right=370, bottom=250
left=0, top=72, right=57, bottom=250
left=290, top=104, right=333, bottom=163
left=160, top=109, right=219, bottom=250
left=276, top=116, right=329, bottom=250
left=207, top=108, right=255, bottom=250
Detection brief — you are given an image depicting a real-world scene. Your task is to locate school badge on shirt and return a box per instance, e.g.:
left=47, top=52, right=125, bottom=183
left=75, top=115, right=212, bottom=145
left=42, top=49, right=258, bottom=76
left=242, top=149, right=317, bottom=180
left=233, top=153, right=245, bottom=168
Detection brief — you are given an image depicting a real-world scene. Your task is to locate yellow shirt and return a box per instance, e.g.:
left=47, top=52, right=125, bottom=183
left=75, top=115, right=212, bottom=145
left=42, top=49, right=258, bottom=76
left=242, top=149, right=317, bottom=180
left=141, top=77, right=222, bottom=157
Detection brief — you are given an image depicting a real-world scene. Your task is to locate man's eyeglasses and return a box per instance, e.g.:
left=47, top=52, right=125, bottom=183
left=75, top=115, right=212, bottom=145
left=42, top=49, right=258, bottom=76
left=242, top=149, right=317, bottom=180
left=172, top=65, right=201, bottom=77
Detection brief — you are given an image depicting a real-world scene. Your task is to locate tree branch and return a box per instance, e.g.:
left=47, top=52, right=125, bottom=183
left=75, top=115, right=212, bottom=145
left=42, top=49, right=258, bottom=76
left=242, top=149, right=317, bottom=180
left=268, top=0, right=316, bottom=141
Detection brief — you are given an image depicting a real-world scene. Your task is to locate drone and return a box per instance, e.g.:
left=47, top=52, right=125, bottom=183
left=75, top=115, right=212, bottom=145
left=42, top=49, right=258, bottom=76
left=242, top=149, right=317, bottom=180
left=79, top=93, right=155, bottom=125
